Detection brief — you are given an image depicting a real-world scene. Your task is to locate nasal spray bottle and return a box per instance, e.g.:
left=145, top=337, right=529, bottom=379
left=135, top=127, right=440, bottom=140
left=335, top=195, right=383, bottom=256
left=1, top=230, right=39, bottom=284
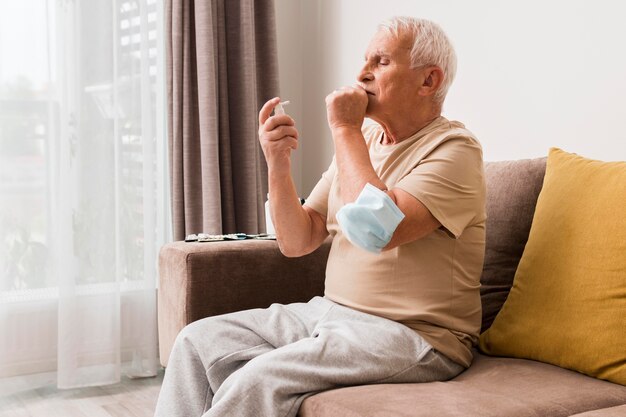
left=265, top=100, right=291, bottom=235
left=274, top=100, right=290, bottom=116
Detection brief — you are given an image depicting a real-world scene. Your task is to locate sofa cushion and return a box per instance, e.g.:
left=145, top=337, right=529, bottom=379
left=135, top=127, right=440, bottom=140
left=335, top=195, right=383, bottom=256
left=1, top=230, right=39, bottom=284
left=479, top=148, right=626, bottom=385
left=298, top=353, right=626, bottom=417
left=480, top=158, right=546, bottom=331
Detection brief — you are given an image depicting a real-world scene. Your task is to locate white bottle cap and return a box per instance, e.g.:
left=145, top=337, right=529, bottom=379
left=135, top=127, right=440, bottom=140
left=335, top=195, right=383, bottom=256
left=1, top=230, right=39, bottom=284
left=274, top=100, right=290, bottom=115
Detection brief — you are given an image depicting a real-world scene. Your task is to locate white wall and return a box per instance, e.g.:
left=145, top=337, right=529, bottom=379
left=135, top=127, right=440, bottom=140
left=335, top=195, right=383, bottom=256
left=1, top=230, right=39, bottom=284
left=276, top=0, right=626, bottom=196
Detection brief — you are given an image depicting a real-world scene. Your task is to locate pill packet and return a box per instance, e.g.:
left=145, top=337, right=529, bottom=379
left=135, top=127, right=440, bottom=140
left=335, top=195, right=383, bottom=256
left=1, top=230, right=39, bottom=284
left=196, top=233, right=247, bottom=242
left=185, top=234, right=198, bottom=242
left=246, top=233, right=277, bottom=240
left=197, top=234, right=224, bottom=242
left=222, top=233, right=248, bottom=241
left=185, top=233, right=276, bottom=242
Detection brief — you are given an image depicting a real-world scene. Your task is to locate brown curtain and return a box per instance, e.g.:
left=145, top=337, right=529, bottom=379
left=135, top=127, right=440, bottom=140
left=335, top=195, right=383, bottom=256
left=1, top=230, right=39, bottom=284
left=166, top=0, right=279, bottom=240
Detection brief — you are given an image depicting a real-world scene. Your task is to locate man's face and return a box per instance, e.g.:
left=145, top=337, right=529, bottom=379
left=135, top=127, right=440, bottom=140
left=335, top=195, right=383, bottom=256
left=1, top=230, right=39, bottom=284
left=357, top=30, right=423, bottom=120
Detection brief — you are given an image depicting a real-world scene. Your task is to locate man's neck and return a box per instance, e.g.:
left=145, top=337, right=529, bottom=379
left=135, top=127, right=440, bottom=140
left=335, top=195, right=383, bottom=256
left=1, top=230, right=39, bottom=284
left=376, top=105, right=442, bottom=145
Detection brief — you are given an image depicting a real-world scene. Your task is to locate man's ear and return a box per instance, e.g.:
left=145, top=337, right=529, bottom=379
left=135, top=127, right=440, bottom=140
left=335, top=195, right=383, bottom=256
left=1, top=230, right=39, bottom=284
left=418, top=66, right=444, bottom=97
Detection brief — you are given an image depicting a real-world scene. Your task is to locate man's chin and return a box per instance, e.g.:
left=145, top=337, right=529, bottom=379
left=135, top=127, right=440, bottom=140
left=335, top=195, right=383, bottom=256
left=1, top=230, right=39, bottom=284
left=365, top=102, right=378, bottom=118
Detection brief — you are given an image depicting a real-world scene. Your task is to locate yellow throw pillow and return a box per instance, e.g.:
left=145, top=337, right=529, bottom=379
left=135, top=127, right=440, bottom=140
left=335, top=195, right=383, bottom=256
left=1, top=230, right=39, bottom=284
left=479, top=148, right=626, bottom=385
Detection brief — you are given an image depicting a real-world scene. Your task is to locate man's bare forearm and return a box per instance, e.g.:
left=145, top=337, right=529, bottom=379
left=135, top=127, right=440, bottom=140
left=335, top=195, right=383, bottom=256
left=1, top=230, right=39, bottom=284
left=258, top=97, right=326, bottom=257
left=269, top=167, right=321, bottom=257
left=332, top=126, right=387, bottom=203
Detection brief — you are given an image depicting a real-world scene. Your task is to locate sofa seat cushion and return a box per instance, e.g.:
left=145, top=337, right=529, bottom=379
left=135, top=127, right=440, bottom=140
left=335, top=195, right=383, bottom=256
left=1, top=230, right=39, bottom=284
left=298, top=353, right=626, bottom=417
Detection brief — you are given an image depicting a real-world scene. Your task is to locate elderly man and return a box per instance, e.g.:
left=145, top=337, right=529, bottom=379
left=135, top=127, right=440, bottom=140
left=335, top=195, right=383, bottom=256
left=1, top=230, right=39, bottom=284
left=155, top=16, right=485, bottom=417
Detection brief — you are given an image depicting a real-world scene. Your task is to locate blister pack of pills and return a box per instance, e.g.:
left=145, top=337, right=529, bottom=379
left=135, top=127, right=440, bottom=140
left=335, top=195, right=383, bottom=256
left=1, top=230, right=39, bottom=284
left=184, top=233, right=276, bottom=242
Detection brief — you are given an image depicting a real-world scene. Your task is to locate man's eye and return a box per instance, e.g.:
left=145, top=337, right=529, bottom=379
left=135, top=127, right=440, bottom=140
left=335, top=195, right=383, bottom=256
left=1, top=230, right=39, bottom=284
left=379, top=60, right=390, bottom=66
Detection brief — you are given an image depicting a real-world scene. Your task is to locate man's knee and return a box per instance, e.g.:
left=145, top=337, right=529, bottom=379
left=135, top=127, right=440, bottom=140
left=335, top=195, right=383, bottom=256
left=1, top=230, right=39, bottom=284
left=215, top=354, right=278, bottom=399
left=175, top=316, right=217, bottom=347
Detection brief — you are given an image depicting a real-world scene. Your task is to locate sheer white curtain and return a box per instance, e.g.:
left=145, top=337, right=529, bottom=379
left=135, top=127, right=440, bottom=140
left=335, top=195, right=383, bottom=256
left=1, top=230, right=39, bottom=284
left=0, top=0, right=169, bottom=389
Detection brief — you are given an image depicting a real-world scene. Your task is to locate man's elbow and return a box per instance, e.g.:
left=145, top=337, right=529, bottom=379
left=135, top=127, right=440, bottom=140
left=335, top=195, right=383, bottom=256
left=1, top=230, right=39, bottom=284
left=384, top=189, right=399, bottom=205
left=277, top=241, right=310, bottom=258
left=335, top=184, right=405, bottom=254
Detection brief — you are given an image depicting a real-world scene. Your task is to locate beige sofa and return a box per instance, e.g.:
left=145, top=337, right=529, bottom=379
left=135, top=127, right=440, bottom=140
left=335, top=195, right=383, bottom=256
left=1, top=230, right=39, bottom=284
left=157, top=157, right=626, bottom=416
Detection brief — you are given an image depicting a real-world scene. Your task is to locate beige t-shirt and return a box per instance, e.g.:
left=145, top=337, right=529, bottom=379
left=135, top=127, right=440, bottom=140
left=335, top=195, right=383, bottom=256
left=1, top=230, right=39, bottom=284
left=305, top=116, right=486, bottom=367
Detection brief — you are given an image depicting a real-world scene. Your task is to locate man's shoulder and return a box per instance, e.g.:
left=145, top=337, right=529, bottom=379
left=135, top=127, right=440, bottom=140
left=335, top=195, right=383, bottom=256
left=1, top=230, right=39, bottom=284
left=428, top=118, right=481, bottom=151
left=434, top=117, right=475, bottom=138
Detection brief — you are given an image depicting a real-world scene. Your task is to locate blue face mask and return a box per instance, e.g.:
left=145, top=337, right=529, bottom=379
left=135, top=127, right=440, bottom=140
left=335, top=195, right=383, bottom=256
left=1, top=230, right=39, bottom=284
left=336, top=183, right=405, bottom=253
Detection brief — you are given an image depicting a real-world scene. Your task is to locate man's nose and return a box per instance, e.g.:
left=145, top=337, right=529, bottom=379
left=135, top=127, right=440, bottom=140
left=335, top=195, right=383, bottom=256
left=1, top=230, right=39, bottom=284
left=357, top=65, right=374, bottom=83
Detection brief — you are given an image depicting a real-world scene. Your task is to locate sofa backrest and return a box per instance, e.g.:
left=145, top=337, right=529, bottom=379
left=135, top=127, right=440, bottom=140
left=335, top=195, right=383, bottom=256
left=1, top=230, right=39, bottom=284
left=480, top=157, right=547, bottom=332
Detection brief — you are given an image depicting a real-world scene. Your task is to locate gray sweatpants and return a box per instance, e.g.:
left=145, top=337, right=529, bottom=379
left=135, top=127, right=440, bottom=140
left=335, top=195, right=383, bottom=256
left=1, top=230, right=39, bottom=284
left=154, top=296, right=464, bottom=417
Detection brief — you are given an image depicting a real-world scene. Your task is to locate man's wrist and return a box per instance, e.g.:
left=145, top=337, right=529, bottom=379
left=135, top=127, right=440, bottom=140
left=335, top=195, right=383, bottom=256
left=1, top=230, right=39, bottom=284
left=330, top=124, right=362, bottom=138
left=268, top=160, right=292, bottom=178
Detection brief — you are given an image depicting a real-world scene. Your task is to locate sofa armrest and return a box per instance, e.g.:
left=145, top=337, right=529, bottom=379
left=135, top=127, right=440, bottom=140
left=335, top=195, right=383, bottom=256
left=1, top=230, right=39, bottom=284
left=158, top=238, right=331, bottom=366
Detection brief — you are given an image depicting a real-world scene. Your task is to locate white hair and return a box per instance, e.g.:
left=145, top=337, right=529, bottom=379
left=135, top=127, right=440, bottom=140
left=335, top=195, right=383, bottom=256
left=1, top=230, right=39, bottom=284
left=379, top=17, right=457, bottom=104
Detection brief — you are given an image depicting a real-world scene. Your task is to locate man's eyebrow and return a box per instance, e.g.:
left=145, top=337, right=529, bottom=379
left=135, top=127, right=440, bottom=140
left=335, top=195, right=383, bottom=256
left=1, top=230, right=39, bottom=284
left=365, top=50, right=391, bottom=60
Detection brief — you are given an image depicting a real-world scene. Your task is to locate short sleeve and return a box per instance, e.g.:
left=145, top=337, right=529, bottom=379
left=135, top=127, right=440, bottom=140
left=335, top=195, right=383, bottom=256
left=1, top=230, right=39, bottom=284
left=395, top=136, right=485, bottom=238
left=303, top=157, right=337, bottom=217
